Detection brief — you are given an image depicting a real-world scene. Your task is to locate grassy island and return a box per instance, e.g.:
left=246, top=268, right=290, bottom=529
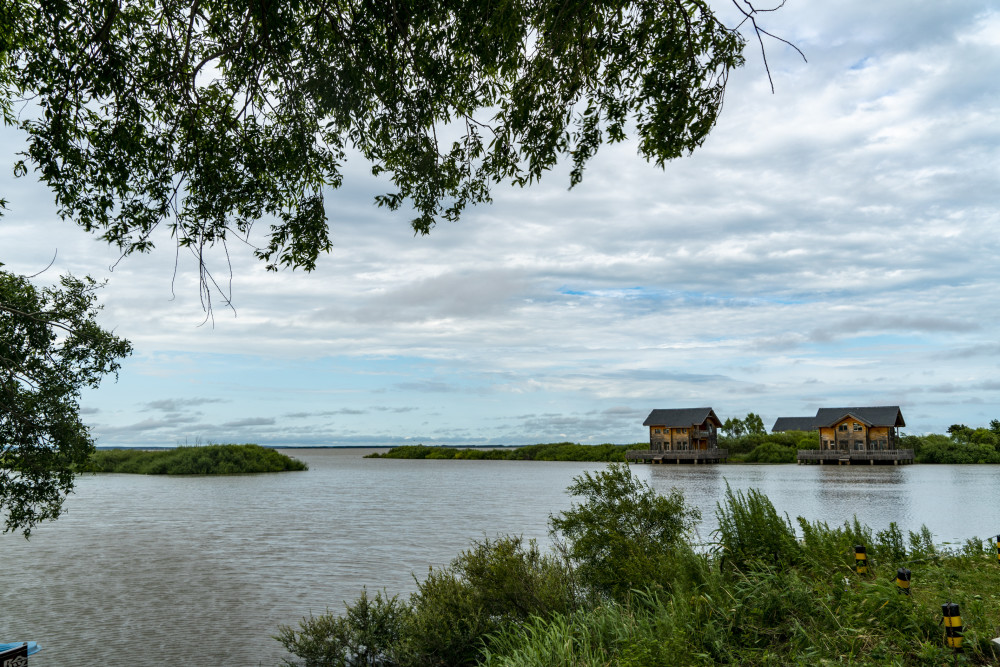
left=278, top=464, right=1000, bottom=666
left=81, top=444, right=307, bottom=474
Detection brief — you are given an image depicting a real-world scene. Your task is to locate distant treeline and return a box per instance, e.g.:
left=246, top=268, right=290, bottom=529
left=725, top=429, right=1000, bottom=465
left=369, top=427, right=1000, bottom=465
left=367, top=439, right=810, bottom=463
left=366, top=442, right=635, bottom=462
left=80, top=444, right=308, bottom=474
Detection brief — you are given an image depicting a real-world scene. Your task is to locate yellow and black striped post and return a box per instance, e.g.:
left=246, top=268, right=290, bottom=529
left=896, top=568, right=911, bottom=595
left=942, top=602, right=963, bottom=650
left=854, top=544, right=868, bottom=575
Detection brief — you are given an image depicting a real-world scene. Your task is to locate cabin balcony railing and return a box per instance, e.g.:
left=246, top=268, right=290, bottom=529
left=797, top=449, right=914, bottom=461
left=627, top=448, right=728, bottom=461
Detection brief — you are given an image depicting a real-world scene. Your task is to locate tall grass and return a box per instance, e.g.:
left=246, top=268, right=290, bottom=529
left=80, top=444, right=307, bottom=474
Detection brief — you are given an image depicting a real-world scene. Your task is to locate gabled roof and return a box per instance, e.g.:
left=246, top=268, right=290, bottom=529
left=643, top=407, right=722, bottom=428
left=771, top=417, right=817, bottom=432
left=813, top=406, right=905, bottom=428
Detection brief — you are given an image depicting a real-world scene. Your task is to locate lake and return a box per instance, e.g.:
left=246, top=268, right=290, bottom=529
left=3, top=449, right=999, bottom=666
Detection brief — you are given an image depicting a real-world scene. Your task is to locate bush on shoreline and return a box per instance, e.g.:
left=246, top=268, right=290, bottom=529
left=79, top=444, right=307, bottom=474
left=277, top=464, right=1000, bottom=666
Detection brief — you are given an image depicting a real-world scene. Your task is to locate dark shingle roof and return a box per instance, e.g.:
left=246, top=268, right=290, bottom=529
left=643, top=407, right=721, bottom=428
left=771, top=417, right=817, bottom=432
left=813, top=406, right=905, bottom=428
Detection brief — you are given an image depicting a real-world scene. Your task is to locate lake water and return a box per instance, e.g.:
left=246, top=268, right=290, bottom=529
left=3, top=449, right=999, bottom=666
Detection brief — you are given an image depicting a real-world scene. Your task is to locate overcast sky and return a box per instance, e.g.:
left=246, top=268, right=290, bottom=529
left=2, top=1, right=999, bottom=447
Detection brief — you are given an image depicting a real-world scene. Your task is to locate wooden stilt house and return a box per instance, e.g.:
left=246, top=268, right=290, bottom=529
left=773, top=406, right=914, bottom=465
left=627, top=407, right=727, bottom=464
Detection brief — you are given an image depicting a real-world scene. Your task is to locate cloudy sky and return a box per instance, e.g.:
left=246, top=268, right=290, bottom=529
left=2, top=1, right=999, bottom=447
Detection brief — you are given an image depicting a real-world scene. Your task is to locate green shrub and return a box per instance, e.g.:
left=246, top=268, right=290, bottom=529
left=916, top=438, right=1000, bottom=464
left=741, top=442, right=797, bottom=463
left=401, top=535, right=576, bottom=666
left=549, top=463, right=700, bottom=600
left=719, top=431, right=819, bottom=456
left=80, top=444, right=307, bottom=474
left=275, top=589, right=409, bottom=667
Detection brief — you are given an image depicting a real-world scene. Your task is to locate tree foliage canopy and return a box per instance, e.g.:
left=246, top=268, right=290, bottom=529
left=0, top=266, right=132, bottom=535
left=3, top=0, right=751, bottom=276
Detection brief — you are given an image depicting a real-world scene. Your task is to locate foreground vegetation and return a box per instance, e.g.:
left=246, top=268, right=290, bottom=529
left=277, top=464, right=1000, bottom=666
left=80, top=444, right=307, bottom=474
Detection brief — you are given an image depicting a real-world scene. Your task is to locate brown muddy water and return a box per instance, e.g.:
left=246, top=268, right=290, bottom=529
left=2, top=449, right=998, bottom=666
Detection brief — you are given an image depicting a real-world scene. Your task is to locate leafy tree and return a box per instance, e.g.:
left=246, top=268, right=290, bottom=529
left=1, top=0, right=793, bottom=283
left=722, top=417, right=746, bottom=439
left=947, top=424, right=973, bottom=444
left=743, top=412, right=766, bottom=436
left=0, top=266, right=132, bottom=535
left=720, top=413, right=767, bottom=449
left=969, top=427, right=998, bottom=448
left=549, top=463, right=700, bottom=600
left=989, top=419, right=1000, bottom=438
left=0, top=0, right=792, bottom=534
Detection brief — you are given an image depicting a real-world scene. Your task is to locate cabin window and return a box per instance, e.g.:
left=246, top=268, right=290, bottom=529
left=681, top=428, right=687, bottom=434
left=853, top=422, right=862, bottom=431
left=654, top=428, right=661, bottom=434
left=839, top=424, right=848, bottom=432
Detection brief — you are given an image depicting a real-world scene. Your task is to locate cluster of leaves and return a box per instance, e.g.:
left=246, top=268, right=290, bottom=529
left=77, top=444, right=307, bottom=474
left=946, top=421, right=1000, bottom=446
left=278, top=464, right=1000, bottom=666
left=366, top=442, right=636, bottom=462
left=4, top=0, right=747, bottom=280
left=0, top=268, right=132, bottom=535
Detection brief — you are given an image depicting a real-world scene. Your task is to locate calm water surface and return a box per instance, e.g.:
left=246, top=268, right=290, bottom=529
left=2, top=449, right=999, bottom=666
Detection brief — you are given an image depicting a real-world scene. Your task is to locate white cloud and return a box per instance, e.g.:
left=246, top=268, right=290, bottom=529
left=4, top=1, right=1000, bottom=443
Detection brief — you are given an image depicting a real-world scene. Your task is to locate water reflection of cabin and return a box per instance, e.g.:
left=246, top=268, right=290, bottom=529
left=772, top=406, right=914, bottom=465
left=627, top=407, right=727, bottom=464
